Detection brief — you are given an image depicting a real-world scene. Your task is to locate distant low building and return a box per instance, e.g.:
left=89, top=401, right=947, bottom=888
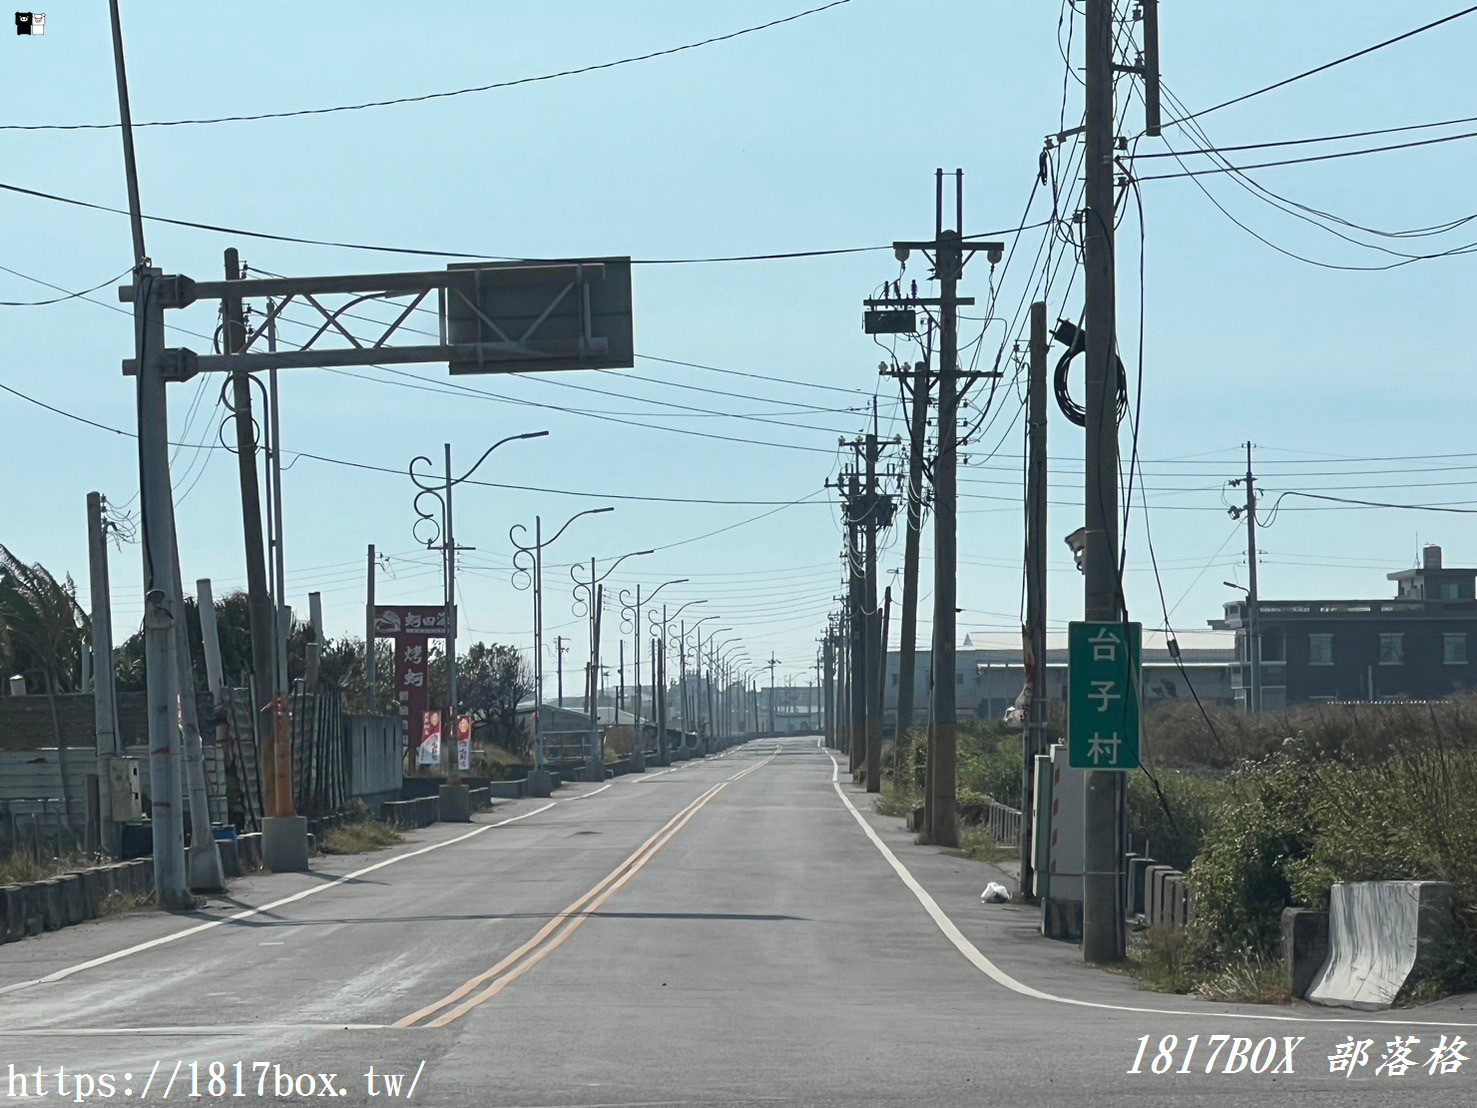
left=1210, top=544, right=1477, bottom=708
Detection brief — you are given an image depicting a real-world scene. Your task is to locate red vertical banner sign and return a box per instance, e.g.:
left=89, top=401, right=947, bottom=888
left=419, top=709, right=443, bottom=766
left=456, top=714, right=473, bottom=771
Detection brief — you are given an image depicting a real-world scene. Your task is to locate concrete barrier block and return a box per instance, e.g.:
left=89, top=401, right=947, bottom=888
left=18, top=883, right=45, bottom=936
left=1127, top=856, right=1155, bottom=917
left=129, top=858, right=153, bottom=898
left=1144, top=864, right=1172, bottom=927
left=76, top=869, right=103, bottom=918
left=57, top=874, right=85, bottom=926
left=39, top=879, right=65, bottom=931
left=1308, top=880, right=1454, bottom=1010
left=1282, top=907, right=1330, bottom=1000
left=487, top=781, right=524, bottom=799
left=439, top=785, right=472, bottom=823
left=218, top=839, right=241, bottom=879
left=236, top=833, right=262, bottom=871
left=0, top=885, right=20, bottom=942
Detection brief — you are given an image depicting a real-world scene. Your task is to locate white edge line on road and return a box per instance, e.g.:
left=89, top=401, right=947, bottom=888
left=822, top=746, right=1477, bottom=1030
left=0, top=1023, right=389, bottom=1037
left=572, top=783, right=613, bottom=799
left=0, top=802, right=558, bottom=999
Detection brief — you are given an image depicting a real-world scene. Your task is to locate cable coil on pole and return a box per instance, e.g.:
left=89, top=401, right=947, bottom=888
left=1051, top=317, right=1128, bottom=427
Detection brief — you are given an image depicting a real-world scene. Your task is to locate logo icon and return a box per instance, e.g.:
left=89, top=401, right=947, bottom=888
left=15, top=11, right=43, bottom=35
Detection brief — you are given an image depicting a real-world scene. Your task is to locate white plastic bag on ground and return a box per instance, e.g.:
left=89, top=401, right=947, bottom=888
left=981, top=882, right=1009, bottom=904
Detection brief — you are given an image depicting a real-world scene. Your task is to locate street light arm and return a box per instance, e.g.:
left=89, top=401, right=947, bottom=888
left=578, top=548, right=655, bottom=590
left=545, top=505, right=614, bottom=550
left=662, top=598, right=708, bottom=625
left=454, top=430, right=549, bottom=485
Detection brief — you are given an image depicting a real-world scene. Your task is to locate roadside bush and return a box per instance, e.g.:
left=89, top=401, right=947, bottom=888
left=1185, top=741, right=1319, bottom=962
left=1127, top=769, right=1232, bottom=873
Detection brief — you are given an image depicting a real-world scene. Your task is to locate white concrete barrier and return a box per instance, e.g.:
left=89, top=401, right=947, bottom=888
left=1307, top=880, right=1453, bottom=1011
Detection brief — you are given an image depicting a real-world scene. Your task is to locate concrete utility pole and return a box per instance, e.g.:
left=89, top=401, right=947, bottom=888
left=86, top=492, right=122, bottom=856
left=306, top=590, right=323, bottom=688
left=169, top=542, right=225, bottom=891
left=1243, top=442, right=1261, bottom=714
left=822, top=634, right=836, bottom=749
left=886, top=171, right=1005, bottom=848
left=862, top=422, right=883, bottom=794
left=1082, top=0, right=1125, bottom=963
left=765, top=652, right=782, bottom=737
left=364, top=544, right=377, bottom=712
left=555, top=636, right=565, bottom=705
left=220, top=248, right=278, bottom=813
left=895, top=354, right=931, bottom=745
left=876, top=585, right=891, bottom=783
left=1021, top=302, right=1050, bottom=897
left=109, top=0, right=189, bottom=907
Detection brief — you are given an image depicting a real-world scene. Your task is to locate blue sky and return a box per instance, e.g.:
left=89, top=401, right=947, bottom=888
left=2, top=1, right=1475, bottom=691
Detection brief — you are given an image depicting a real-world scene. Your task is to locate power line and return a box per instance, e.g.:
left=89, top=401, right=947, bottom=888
left=1132, top=113, right=1477, bottom=160
left=0, top=178, right=1050, bottom=268
left=1160, top=6, right=1477, bottom=128
left=1137, top=128, right=1477, bottom=182
left=0, top=0, right=857, bottom=131
left=0, top=265, right=134, bottom=307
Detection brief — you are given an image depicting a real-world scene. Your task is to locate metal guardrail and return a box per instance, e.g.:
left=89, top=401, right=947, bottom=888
left=987, top=801, right=1022, bottom=846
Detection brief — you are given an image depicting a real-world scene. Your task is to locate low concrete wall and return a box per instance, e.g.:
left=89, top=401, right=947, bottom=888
left=468, top=787, right=492, bottom=812
left=0, top=859, right=154, bottom=945
left=486, top=780, right=525, bottom=799
left=381, top=796, right=440, bottom=829
left=1307, top=880, right=1454, bottom=1010
left=1127, top=856, right=1155, bottom=918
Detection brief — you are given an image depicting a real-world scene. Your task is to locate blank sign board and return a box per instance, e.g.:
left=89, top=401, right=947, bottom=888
left=443, top=257, right=634, bottom=374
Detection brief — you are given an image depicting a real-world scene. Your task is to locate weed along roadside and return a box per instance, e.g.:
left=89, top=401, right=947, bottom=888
left=874, top=699, right=1477, bottom=1011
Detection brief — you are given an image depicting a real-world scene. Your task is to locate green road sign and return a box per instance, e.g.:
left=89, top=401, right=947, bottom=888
left=1068, top=620, right=1141, bottom=770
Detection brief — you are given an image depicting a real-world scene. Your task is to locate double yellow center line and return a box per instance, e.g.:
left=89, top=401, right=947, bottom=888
left=395, top=754, right=774, bottom=1028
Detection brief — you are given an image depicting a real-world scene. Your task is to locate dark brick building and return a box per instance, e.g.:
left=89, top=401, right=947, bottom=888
left=1210, top=545, right=1477, bottom=708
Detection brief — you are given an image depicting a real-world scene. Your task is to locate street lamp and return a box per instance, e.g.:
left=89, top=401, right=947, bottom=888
left=647, top=598, right=706, bottom=764
left=570, top=548, right=654, bottom=780
left=409, top=429, right=548, bottom=719
left=620, top=578, right=688, bottom=770
left=509, top=505, right=613, bottom=794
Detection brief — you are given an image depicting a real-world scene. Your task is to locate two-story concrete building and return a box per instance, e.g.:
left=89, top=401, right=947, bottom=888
left=1210, top=544, right=1477, bottom=707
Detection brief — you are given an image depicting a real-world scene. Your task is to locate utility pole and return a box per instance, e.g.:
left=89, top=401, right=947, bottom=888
left=882, top=172, right=1005, bottom=846
left=556, top=635, right=565, bottom=705
left=1082, top=0, right=1125, bottom=963
left=443, top=443, right=458, bottom=716
left=86, top=492, right=122, bottom=856
left=815, top=652, right=823, bottom=738
left=876, top=585, right=891, bottom=784
left=894, top=352, right=930, bottom=745
left=109, top=0, right=190, bottom=907
left=364, top=544, right=377, bottom=713
left=1021, top=301, right=1050, bottom=897
left=221, top=248, right=278, bottom=816
left=861, top=416, right=884, bottom=794
left=1243, top=442, right=1261, bottom=714
left=766, top=652, right=782, bottom=736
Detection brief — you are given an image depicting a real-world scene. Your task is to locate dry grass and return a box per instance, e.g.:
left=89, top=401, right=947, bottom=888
left=321, top=820, right=404, bottom=855
left=0, top=851, right=109, bottom=886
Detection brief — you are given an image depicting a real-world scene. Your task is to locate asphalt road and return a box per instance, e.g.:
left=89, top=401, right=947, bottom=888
left=3, top=735, right=1476, bottom=1106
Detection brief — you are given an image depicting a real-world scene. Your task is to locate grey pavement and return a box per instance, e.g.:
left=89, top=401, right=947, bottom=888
left=1, top=735, right=1473, bottom=1106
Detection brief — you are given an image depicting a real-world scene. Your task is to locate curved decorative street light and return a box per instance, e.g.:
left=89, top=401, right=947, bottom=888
left=406, top=429, right=548, bottom=713
left=569, top=548, right=653, bottom=777
left=618, top=578, right=688, bottom=769
left=507, top=505, right=613, bottom=784
left=645, top=598, right=706, bottom=765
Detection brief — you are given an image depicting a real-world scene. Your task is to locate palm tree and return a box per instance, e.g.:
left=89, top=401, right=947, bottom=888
left=0, top=545, right=91, bottom=829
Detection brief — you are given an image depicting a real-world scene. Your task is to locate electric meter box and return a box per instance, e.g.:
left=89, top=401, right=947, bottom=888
left=107, top=756, right=143, bottom=820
